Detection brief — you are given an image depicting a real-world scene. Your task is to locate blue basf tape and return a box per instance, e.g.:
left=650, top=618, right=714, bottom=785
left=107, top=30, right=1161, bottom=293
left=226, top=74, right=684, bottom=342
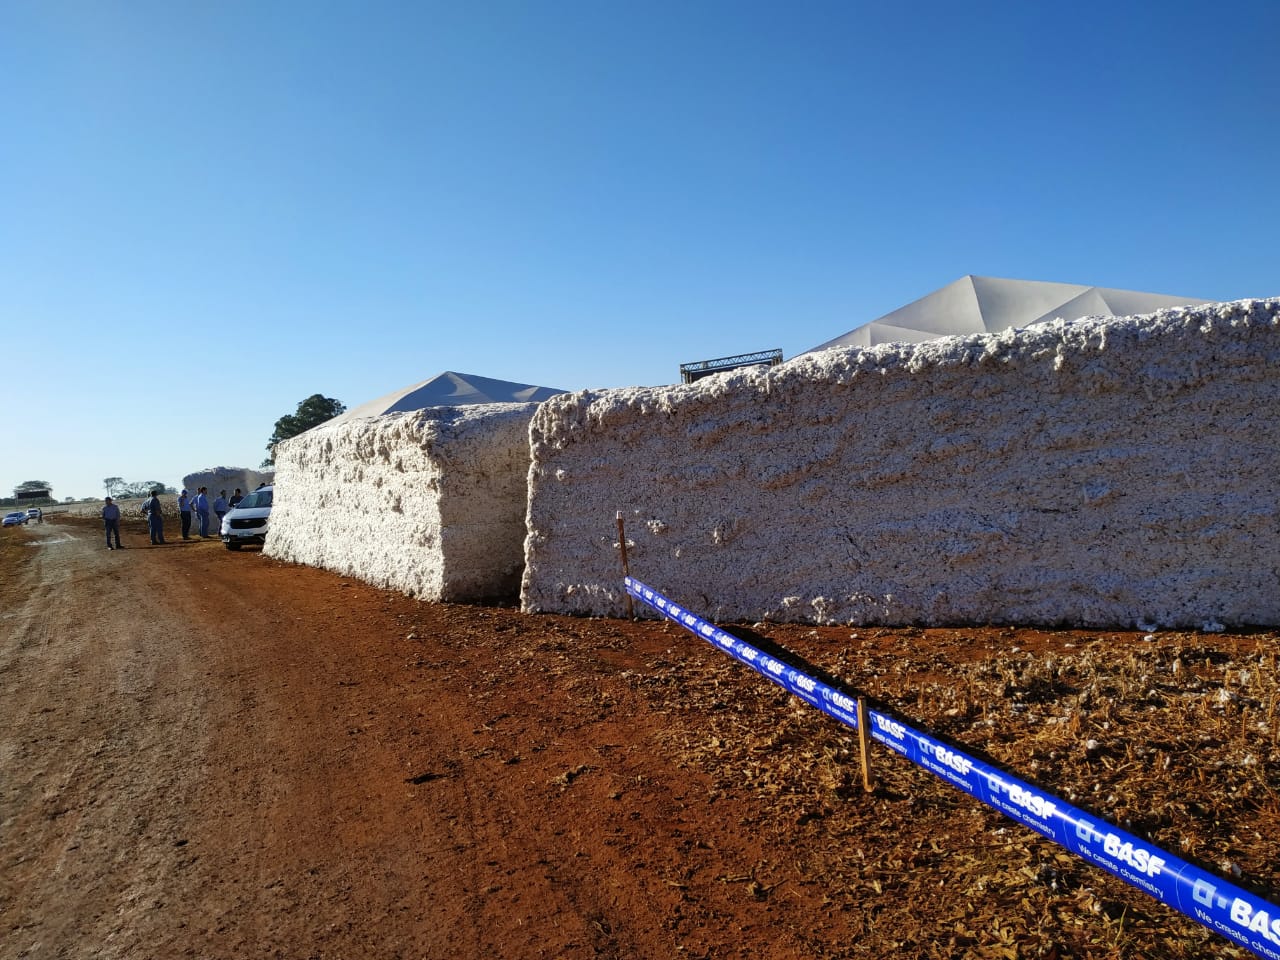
left=625, top=575, right=1280, bottom=958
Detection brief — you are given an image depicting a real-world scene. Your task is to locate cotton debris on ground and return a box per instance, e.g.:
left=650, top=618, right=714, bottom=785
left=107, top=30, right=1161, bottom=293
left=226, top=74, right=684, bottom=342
left=265, top=403, right=542, bottom=601
left=521, top=297, right=1280, bottom=629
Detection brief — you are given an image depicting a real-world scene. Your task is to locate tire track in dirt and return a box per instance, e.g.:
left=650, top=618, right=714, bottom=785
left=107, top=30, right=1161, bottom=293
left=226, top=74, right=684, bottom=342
left=1, top=527, right=217, bottom=959
left=0, top=522, right=873, bottom=958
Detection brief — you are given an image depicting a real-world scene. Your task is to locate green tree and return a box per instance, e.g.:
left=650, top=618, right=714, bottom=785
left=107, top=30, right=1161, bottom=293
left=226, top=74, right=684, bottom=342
left=103, top=477, right=124, bottom=497
left=263, top=394, right=345, bottom=466
left=119, top=481, right=164, bottom=499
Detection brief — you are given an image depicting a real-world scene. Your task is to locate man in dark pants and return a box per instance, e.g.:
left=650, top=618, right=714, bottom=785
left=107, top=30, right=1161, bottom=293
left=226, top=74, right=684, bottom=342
left=142, top=490, right=166, bottom=545
left=178, top=489, right=193, bottom=540
left=102, top=497, right=123, bottom=550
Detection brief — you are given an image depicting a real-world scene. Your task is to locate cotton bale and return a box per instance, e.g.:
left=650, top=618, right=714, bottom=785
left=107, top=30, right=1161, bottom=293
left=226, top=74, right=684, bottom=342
left=265, top=402, right=541, bottom=601
left=521, top=298, right=1280, bottom=629
left=183, top=466, right=274, bottom=500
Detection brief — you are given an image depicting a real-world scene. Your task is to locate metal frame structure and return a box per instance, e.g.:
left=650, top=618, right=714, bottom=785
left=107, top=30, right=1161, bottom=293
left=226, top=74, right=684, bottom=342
left=679, top=348, right=783, bottom=384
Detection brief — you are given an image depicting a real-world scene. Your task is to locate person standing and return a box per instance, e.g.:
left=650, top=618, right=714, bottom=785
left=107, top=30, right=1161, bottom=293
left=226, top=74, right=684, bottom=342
left=214, top=490, right=229, bottom=529
left=178, top=489, right=193, bottom=540
left=193, top=487, right=210, bottom=538
left=142, top=490, right=166, bottom=545
left=229, top=488, right=243, bottom=508
left=102, top=497, right=123, bottom=549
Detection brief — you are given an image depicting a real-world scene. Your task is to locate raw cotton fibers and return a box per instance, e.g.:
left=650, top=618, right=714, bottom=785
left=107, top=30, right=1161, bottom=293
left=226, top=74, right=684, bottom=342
left=265, top=403, right=542, bottom=601
left=521, top=298, right=1280, bottom=629
left=184, top=467, right=274, bottom=500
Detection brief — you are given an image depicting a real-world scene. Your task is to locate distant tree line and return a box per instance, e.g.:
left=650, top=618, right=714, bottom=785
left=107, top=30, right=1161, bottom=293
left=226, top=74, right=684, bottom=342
left=6, top=394, right=346, bottom=507
left=102, top=477, right=177, bottom=499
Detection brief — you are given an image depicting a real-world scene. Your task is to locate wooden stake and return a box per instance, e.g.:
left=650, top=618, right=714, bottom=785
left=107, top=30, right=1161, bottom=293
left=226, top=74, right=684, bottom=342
left=857, top=697, right=875, bottom=793
left=617, top=511, right=634, bottom=619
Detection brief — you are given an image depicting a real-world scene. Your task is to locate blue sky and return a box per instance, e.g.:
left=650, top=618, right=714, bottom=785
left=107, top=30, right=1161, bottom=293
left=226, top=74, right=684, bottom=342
left=2, top=0, right=1277, bottom=500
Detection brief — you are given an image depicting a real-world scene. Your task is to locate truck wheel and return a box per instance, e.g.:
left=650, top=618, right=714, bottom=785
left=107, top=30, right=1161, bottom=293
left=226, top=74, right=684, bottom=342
left=225, top=541, right=242, bottom=551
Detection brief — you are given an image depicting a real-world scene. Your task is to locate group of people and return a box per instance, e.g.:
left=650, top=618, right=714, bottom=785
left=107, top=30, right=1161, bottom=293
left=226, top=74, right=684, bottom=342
left=102, top=487, right=245, bottom=549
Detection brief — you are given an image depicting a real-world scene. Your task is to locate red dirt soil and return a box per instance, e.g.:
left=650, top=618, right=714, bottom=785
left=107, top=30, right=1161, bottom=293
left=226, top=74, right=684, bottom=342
left=2, top=515, right=1277, bottom=959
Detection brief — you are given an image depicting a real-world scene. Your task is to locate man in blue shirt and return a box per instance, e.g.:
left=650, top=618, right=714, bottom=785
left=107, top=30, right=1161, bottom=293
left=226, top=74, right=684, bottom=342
left=142, top=490, right=166, bottom=545
left=193, top=487, right=210, bottom=538
left=102, top=497, right=123, bottom=549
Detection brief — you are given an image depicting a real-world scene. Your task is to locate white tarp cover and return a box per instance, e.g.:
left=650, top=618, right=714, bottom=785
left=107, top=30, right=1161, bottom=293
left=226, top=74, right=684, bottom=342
left=805, top=275, right=1207, bottom=352
left=330, top=371, right=565, bottom=425
left=265, top=403, right=541, bottom=601
left=522, top=298, right=1280, bottom=629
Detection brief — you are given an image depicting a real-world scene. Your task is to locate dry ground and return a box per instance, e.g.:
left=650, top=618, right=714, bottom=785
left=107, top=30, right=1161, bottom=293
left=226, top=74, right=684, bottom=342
left=1, top=515, right=1277, bottom=959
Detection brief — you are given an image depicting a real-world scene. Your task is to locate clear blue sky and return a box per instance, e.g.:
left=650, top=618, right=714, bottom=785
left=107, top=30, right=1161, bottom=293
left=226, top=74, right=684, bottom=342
left=2, top=0, right=1277, bottom=501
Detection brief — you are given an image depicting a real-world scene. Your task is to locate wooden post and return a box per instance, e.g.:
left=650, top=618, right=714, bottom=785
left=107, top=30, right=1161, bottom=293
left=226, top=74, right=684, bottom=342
left=617, top=511, right=634, bottom=619
left=856, top=697, right=875, bottom=793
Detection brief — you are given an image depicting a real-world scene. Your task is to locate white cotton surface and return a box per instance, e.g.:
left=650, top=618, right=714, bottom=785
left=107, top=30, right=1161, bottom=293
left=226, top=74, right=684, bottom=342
left=183, top=466, right=274, bottom=498
left=264, top=403, right=541, bottom=601
left=520, top=298, right=1280, bottom=628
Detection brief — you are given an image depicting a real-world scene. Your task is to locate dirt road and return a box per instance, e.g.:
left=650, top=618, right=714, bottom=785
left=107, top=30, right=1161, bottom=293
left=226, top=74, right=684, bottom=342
left=2, top=517, right=1276, bottom=959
